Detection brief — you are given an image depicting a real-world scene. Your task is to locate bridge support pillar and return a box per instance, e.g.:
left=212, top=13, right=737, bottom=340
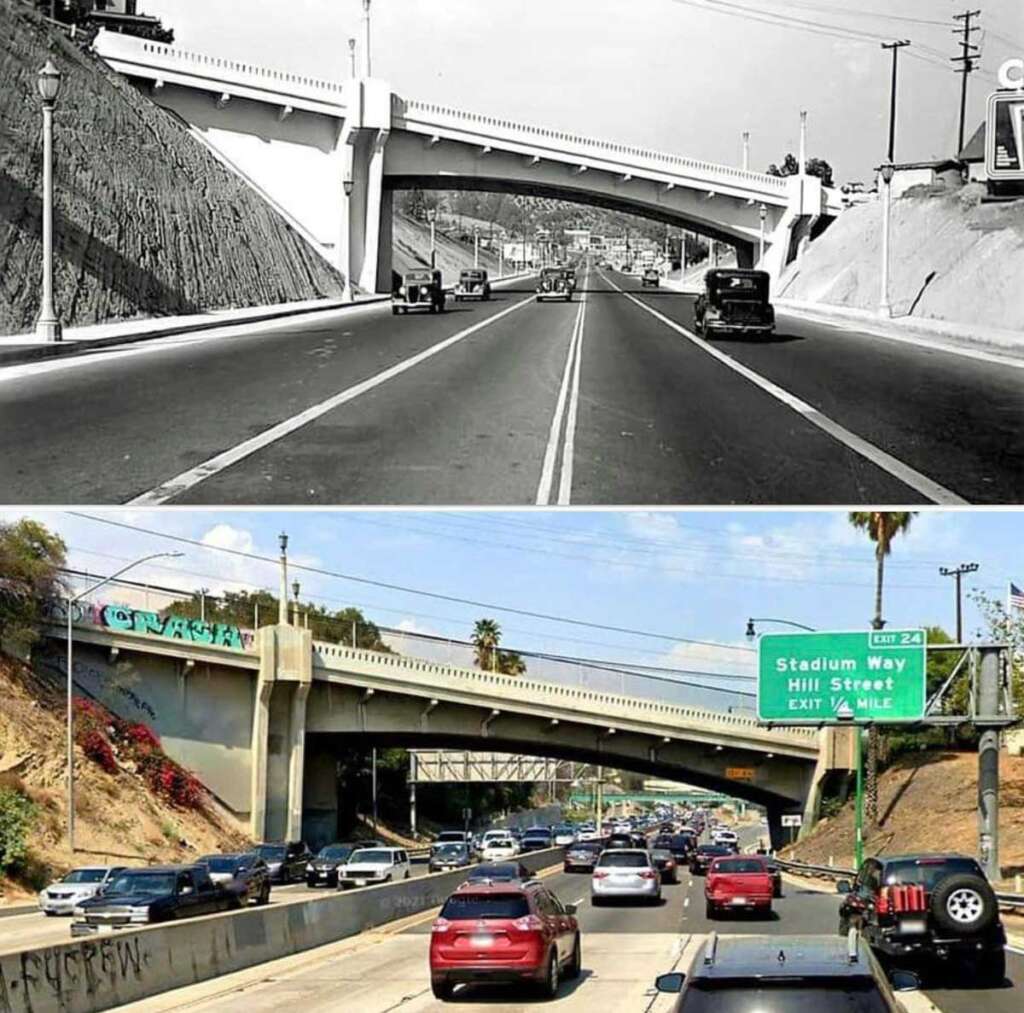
left=251, top=624, right=313, bottom=841
left=302, top=747, right=339, bottom=850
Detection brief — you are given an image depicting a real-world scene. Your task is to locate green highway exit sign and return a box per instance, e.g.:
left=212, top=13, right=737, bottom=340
left=757, top=629, right=926, bottom=724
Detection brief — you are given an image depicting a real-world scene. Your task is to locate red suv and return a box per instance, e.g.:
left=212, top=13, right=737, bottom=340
left=429, top=880, right=581, bottom=1000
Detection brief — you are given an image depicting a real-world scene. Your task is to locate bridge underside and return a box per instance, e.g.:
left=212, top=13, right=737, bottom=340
left=385, top=174, right=758, bottom=264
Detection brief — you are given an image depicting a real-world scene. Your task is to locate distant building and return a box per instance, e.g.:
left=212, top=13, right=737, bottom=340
left=876, top=159, right=965, bottom=199
left=80, top=1, right=172, bottom=43
left=958, top=121, right=987, bottom=183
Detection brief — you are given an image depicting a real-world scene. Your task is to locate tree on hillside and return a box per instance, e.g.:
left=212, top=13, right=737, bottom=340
left=0, top=519, right=67, bottom=653
left=968, top=589, right=1024, bottom=716
left=847, top=512, right=917, bottom=826
left=767, top=153, right=834, bottom=188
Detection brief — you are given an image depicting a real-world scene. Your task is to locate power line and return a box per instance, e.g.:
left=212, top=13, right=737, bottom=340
left=952, top=9, right=982, bottom=154
left=65, top=512, right=755, bottom=654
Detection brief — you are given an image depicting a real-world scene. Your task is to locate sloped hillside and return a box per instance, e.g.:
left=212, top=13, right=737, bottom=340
left=785, top=751, right=1024, bottom=885
left=0, top=0, right=345, bottom=334
left=779, top=185, right=1024, bottom=331
left=0, top=654, right=247, bottom=906
left=393, top=211, right=500, bottom=280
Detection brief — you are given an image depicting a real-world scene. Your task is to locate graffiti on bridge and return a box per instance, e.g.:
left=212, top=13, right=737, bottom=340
left=99, top=605, right=246, bottom=650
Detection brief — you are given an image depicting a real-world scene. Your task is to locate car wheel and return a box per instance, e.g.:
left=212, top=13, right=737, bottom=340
left=391, top=306, right=399, bottom=316
left=405, top=869, right=411, bottom=879
left=705, top=899, right=715, bottom=919
left=591, top=895, right=603, bottom=907
left=566, top=934, right=582, bottom=980
left=431, top=979, right=454, bottom=1001
left=306, top=878, right=316, bottom=888
left=539, top=949, right=560, bottom=999
left=930, top=873, right=998, bottom=936
left=260, top=883, right=270, bottom=906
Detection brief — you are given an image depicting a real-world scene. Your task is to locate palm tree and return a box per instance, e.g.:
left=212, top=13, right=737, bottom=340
left=847, top=512, right=917, bottom=826
left=472, top=618, right=502, bottom=672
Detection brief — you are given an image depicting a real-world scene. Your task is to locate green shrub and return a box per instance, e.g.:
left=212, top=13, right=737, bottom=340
left=0, top=788, right=38, bottom=872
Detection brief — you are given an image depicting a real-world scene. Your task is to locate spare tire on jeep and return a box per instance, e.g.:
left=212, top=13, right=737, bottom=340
left=929, top=873, right=998, bottom=936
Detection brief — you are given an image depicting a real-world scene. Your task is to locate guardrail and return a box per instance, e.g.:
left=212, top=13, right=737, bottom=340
left=772, top=857, right=1024, bottom=911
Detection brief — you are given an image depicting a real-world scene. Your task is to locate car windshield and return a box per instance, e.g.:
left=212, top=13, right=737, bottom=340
left=202, top=857, right=241, bottom=873
left=679, top=980, right=890, bottom=1012
left=709, top=273, right=767, bottom=299
left=440, top=894, right=530, bottom=920
left=651, top=849, right=673, bottom=860
left=406, top=272, right=433, bottom=283
left=699, top=846, right=730, bottom=855
left=437, top=833, right=465, bottom=843
left=63, top=869, right=107, bottom=884
left=598, top=853, right=649, bottom=868
left=469, top=864, right=521, bottom=880
left=572, top=843, right=601, bottom=852
left=257, top=845, right=286, bottom=860
left=436, top=844, right=467, bottom=857
left=106, top=872, right=176, bottom=896
left=712, top=859, right=765, bottom=874
left=349, top=850, right=392, bottom=864
left=554, top=826, right=574, bottom=834
left=461, top=271, right=483, bottom=280
left=884, top=857, right=983, bottom=889
left=318, top=846, right=353, bottom=860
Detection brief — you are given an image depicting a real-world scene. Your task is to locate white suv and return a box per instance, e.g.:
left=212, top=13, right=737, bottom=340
left=481, top=832, right=519, bottom=861
left=338, top=848, right=411, bottom=889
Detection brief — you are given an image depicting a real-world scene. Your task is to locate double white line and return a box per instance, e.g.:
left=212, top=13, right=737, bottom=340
left=536, top=272, right=589, bottom=505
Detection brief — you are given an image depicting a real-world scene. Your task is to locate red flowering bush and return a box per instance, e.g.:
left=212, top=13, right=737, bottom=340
left=124, top=722, right=161, bottom=754
left=149, top=760, right=204, bottom=810
left=80, top=730, right=117, bottom=774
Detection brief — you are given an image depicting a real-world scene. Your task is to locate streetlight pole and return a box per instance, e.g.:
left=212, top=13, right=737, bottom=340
left=878, top=161, right=895, bottom=317
left=342, top=178, right=354, bottom=302
left=36, top=60, right=63, bottom=342
left=291, top=580, right=301, bottom=627
left=758, top=204, right=767, bottom=265
left=745, top=617, right=816, bottom=641
left=473, top=226, right=479, bottom=269
left=65, top=552, right=183, bottom=850
left=939, top=563, right=979, bottom=642
left=348, top=38, right=356, bottom=79
left=742, top=130, right=750, bottom=172
left=362, top=0, right=372, bottom=78
left=278, top=532, right=289, bottom=625
left=427, top=208, right=436, bottom=269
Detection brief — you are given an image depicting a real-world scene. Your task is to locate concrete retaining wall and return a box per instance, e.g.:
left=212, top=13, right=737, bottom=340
left=0, top=849, right=563, bottom=1013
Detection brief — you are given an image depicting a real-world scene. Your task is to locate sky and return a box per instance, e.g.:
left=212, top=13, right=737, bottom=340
left=143, top=0, right=1024, bottom=182
left=8, top=508, right=1023, bottom=712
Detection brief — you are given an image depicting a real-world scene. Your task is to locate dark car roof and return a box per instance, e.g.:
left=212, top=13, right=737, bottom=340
left=693, top=934, right=874, bottom=981
left=405, top=269, right=435, bottom=280
left=705, top=268, right=770, bottom=279
left=119, top=865, right=197, bottom=874
left=876, top=852, right=972, bottom=864
left=455, top=880, right=534, bottom=895
left=460, top=269, right=486, bottom=277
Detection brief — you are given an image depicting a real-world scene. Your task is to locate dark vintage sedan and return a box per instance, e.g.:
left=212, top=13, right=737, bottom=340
left=693, top=268, right=774, bottom=337
left=535, top=267, right=572, bottom=302
left=392, top=268, right=446, bottom=314
left=454, top=268, right=491, bottom=301
left=641, top=267, right=660, bottom=287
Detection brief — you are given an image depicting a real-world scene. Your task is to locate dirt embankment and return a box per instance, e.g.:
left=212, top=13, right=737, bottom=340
left=0, top=0, right=345, bottom=334
left=0, top=654, right=248, bottom=906
left=392, top=211, right=501, bottom=281
left=784, top=751, right=1024, bottom=886
left=779, top=185, right=1024, bottom=331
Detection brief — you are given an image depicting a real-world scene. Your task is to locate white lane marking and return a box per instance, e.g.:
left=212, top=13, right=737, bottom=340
left=574, top=896, right=586, bottom=905
left=535, top=291, right=585, bottom=505
left=128, top=294, right=537, bottom=505
left=683, top=897, right=690, bottom=908
left=603, top=274, right=966, bottom=505
left=557, top=274, right=589, bottom=505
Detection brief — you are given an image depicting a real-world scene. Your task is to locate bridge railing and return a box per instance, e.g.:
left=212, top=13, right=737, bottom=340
left=93, top=31, right=346, bottom=105
left=312, top=640, right=819, bottom=749
left=393, top=96, right=789, bottom=194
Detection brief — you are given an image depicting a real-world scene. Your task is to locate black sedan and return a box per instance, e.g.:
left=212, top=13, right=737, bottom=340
left=563, top=841, right=603, bottom=872
left=689, top=844, right=732, bottom=875
left=429, top=843, right=474, bottom=873
left=306, top=843, right=358, bottom=887
left=197, top=853, right=271, bottom=905
left=465, top=862, right=531, bottom=883
left=519, top=829, right=553, bottom=852
left=650, top=848, right=680, bottom=884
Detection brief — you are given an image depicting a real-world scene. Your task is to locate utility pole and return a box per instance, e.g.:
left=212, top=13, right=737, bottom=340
left=939, top=563, right=979, bottom=642
left=881, top=40, right=910, bottom=162
left=951, top=10, right=981, bottom=155
left=362, top=0, right=372, bottom=78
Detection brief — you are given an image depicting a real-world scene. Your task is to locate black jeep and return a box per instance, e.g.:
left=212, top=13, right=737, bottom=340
left=837, top=853, right=1006, bottom=985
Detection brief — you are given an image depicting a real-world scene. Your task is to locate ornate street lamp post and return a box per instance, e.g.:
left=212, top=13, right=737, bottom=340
left=36, top=60, right=62, bottom=342
left=878, top=160, right=896, bottom=317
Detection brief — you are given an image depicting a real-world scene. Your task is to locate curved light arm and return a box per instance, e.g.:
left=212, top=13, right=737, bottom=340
left=70, top=552, right=184, bottom=604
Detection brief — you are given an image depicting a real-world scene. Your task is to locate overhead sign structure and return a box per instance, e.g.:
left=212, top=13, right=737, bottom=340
left=757, top=629, right=927, bottom=724
left=726, top=767, right=756, bottom=782
left=780, top=814, right=802, bottom=828
left=986, top=87, right=1024, bottom=181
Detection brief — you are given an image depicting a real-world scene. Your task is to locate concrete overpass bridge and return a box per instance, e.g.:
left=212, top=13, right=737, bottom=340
left=91, top=31, right=838, bottom=292
left=38, top=609, right=851, bottom=849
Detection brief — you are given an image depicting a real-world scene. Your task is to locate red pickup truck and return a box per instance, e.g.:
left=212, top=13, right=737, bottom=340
left=705, top=856, right=774, bottom=918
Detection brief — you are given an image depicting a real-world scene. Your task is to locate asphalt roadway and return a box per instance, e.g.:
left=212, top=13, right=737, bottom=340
left=2, top=269, right=1021, bottom=505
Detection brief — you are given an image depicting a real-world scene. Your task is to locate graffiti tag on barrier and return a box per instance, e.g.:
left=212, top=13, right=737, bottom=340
left=100, top=605, right=246, bottom=650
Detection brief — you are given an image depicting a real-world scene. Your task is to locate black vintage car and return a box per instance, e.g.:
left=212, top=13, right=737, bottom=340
left=693, top=268, right=774, bottom=337
left=393, top=268, right=446, bottom=314
left=454, top=268, right=491, bottom=301
left=535, top=267, right=572, bottom=302
left=641, top=267, right=660, bottom=287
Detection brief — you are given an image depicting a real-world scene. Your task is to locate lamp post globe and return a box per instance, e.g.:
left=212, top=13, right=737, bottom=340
left=37, top=59, right=62, bottom=105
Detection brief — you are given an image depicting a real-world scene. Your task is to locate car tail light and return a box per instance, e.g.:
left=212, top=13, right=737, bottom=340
left=639, top=870, right=657, bottom=880
left=512, top=914, right=545, bottom=932
left=592, top=870, right=609, bottom=879
left=431, top=918, right=451, bottom=934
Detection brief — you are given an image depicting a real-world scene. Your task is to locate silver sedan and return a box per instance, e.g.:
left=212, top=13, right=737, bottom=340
left=591, top=849, right=661, bottom=905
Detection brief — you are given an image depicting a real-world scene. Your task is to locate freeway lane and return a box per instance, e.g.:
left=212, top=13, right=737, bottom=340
left=1, top=267, right=1021, bottom=504
left=0, top=868, right=434, bottom=957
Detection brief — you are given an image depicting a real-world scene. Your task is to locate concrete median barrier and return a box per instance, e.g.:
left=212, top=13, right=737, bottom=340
left=0, top=848, right=562, bottom=1013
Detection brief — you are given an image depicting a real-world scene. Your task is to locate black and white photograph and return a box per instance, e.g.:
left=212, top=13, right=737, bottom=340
left=1, top=2, right=1023, bottom=1012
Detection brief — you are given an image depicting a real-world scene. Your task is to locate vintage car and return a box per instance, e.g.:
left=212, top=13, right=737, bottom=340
left=392, top=268, right=446, bottom=315
left=564, top=268, right=578, bottom=293
left=693, top=268, right=774, bottom=337
left=535, top=267, right=572, bottom=302
left=453, top=268, right=491, bottom=301
left=641, top=267, right=660, bottom=288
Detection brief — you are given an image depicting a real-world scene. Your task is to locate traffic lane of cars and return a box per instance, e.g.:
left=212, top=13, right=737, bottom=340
left=569, top=269, right=925, bottom=505
left=0, top=274, right=539, bottom=505
left=172, top=291, right=583, bottom=505
left=0, top=863, right=435, bottom=957
left=623, top=273, right=1024, bottom=504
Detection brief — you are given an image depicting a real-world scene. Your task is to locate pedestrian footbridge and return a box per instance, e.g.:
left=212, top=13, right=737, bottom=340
left=40, top=614, right=852, bottom=849
left=92, top=31, right=839, bottom=292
